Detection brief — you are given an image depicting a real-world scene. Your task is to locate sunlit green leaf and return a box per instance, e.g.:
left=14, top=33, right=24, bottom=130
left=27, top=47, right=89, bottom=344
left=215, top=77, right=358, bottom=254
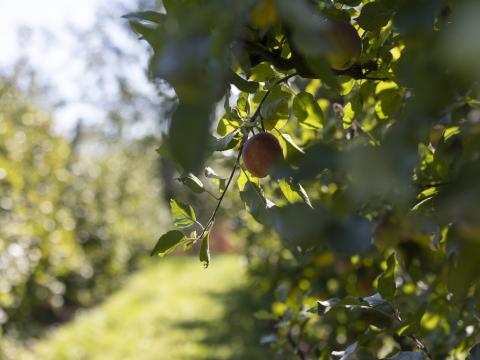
left=170, top=199, right=197, bottom=229
left=292, top=91, right=324, bottom=129
left=151, top=230, right=185, bottom=257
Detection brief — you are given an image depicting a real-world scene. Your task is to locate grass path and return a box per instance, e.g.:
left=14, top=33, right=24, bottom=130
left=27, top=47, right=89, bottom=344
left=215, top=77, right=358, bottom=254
left=18, top=255, right=271, bottom=360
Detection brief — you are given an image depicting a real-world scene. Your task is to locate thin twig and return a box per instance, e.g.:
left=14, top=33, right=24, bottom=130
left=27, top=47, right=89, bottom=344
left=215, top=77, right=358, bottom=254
left=197, top=146, right=243, bottom=240
left=391, top=307, right=433, bottom=359
left=204, top=188, right=221, bottom=201
left=251, top=73, right=297, bottom=129
left=353, top=119, right=380, bottom=146
left=259, top=115, right=266, bottom=132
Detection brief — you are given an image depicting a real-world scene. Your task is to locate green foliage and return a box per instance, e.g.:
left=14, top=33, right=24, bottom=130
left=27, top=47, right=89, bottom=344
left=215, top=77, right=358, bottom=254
left=127, top=0, right=480, bottom=358
left=0, top=76, right=165, bottom=333
left=150, top=230, right=185, bottom=257
left=377, top=253, right=396, bottom=301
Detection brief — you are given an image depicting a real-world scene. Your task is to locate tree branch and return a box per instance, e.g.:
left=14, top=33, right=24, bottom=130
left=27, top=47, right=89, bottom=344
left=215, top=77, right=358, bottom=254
left=198, top=146, right=243, bottom=240
left=250, top=73, right=297, bottom=130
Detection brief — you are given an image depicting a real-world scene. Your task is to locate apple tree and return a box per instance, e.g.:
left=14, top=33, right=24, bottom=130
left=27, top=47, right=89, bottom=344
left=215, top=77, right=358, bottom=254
left=126, top=0, right=480, bottom=358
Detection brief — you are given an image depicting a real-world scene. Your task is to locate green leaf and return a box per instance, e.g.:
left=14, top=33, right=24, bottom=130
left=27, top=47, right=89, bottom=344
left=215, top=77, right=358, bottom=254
left=217, top=111, right=242, bottom=137
left=293, top=91, right=324, bottom=129
left=128, top=21, right=157, bottom=44
left=356, top=1, right=393, bottom=32
left=239, top=181, right=271, bottom=224
left=377, top=253, right=396, bottom=301
left=177, top=173, right=205, bottom=194
left=211, top=129, right=240, bottom=151
left=199, top=231, right=211, bottom=268
left=250, top=63, right=275, bottom=82
left=170, top=199, right=197, bottom=229
left=398, top=302, right=427, bottom=335
left=229, top=70, right=259, bottom=93
left=362, top=293, right=389, bottom=307
left=279, top=179, right=302, bottom=204
left=123, top=11, right=165, bottom=24
left=376, top=88, right=402, bottom=119
left=294, top=183, right=313, bottom=208
left=278, top=133, right=304, bottom=163
left=258, top=85, right=291, bottom=130
left=151, top=230, right=185, bottom=256
left=169, top=103, right=213, bottom=173
left=279, top=180, right=312, bottom=208
left=237, top=92, right=250, bottom=117
left=162, top=0, right=191, bottom=15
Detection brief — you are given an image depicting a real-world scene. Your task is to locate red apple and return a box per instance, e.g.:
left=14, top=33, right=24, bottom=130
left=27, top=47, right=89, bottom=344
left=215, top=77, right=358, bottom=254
left=242, top=133, right=284, bottom=178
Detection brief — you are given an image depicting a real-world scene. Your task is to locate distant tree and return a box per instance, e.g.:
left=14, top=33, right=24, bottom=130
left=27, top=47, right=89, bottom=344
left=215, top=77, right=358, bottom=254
left=0, top=68, right=165, bottom=334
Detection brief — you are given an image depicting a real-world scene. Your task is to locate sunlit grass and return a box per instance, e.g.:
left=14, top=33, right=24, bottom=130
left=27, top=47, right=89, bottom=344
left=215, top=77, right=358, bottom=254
left=15, top=255, right=270, bottom=360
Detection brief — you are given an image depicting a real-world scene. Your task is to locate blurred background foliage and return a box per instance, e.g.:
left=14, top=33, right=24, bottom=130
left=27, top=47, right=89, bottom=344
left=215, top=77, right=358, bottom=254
left=0, top=68, right=166, bottom=336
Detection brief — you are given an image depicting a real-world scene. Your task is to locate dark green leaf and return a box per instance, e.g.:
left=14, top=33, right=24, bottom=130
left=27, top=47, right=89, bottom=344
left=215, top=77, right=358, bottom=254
left=377, top=88, right=403, bottom=118
left=356, top=2, right=393, bottom=32
left=151, top=230, right=185, bottom=257
left=128, top=21, right=158, bottom=45
left=377, top=253, right=396, bottom=301
left=240, top=181, right=272, bottom=225
left=362, top=293, right=388, bottom=307
left=169, top=103, right=213, bottom=173
left=229, top=70, right=259, bottom=93
left=393, top=0, right=441, bottom=33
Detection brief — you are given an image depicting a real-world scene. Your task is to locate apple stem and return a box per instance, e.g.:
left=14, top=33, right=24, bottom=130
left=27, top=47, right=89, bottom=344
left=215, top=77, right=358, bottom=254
left=260, top=115, right=266, bottom=132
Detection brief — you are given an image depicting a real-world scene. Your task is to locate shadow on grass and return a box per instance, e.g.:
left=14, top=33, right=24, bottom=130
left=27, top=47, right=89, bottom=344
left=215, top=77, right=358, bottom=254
left=172, top=285, right=274, bottom=360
